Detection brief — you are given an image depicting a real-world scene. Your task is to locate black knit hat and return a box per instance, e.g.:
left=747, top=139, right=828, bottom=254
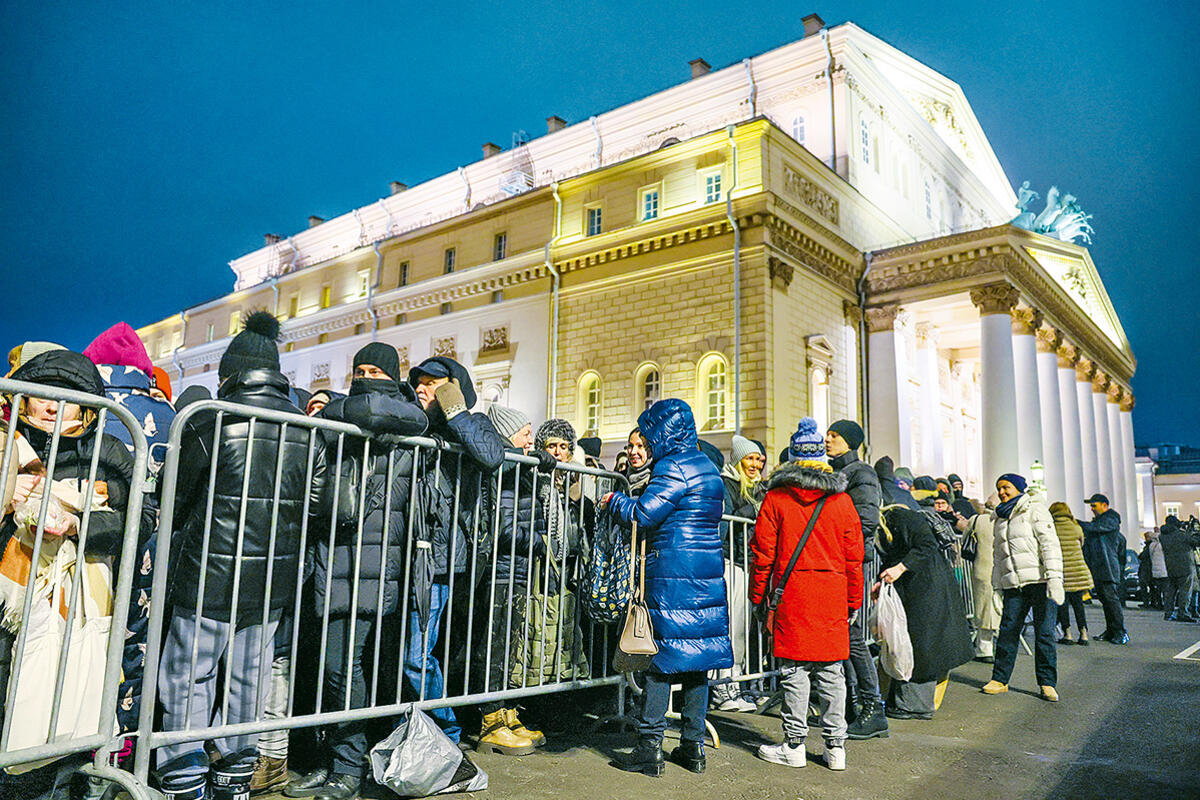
left=828, top=419, right=865, bottom=451
left=578, top=437, right=602, bottom=458
left=353, top=342, right=401, bottom=381
left=218, top=311, right=280, bottom=382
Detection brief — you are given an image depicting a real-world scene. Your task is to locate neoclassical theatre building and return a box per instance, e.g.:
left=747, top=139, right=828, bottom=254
left=139, top=17, right=1140, bottom=545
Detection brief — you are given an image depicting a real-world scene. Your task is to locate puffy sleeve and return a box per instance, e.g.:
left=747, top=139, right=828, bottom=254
left=748, top=491, right=780, bottom=605
left=608, top=459, right=686, bottom=531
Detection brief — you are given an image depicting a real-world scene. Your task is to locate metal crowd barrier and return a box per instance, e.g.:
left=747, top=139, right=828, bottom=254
left=0, top=378, right=149, bottom=798
left=134, top=397, right=630, bottom=785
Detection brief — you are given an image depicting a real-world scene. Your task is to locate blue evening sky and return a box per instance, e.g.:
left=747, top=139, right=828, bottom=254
left=1, top=1, right=1195, bottom=443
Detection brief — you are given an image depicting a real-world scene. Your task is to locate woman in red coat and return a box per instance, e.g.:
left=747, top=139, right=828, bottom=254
left=749, top=417, right=864, bottom=771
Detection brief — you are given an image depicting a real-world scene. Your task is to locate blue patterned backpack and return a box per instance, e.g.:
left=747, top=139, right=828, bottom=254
left=581, top=507, right=632, bottom=623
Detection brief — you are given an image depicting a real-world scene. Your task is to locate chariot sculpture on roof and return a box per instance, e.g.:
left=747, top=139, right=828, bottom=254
left=1012, top=181, right=1094, bottom=245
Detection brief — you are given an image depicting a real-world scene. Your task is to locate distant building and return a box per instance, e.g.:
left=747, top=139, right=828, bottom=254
left=138, top=18, right=1140, bottom=544
left=1134, top=444, right=1200, bottom=527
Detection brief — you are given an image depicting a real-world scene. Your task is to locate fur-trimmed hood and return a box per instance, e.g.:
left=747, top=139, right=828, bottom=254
left=765, top=461, right=848, bottom=495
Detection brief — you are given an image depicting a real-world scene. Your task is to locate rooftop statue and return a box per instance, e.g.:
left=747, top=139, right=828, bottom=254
left=1012, top=181, right=1094, bottom=245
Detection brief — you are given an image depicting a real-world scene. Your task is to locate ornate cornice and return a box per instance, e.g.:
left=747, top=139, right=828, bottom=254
left=1035, top=324, right=1062, bottom=354
left=970, top=282, right=1020, bottom=316
left=767, top=256, right=795, bottom=288
left=865, top=305, right=901, bottom=333
left=555, top=218, right=739, bottom=273
left=764, top=208, right=859, bottom=294
left=1011, top=306, right=1042, bottom=336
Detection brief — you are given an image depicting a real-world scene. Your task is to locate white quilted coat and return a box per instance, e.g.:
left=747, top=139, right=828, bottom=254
left=991, top=492, right=1063, bottom=590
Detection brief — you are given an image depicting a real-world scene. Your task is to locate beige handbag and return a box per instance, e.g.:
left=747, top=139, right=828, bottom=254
left=614, top=522, right=657, bottom=672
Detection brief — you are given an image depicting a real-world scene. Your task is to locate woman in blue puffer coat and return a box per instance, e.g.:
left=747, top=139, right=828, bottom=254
left=605, top=398, right=732, bottom=777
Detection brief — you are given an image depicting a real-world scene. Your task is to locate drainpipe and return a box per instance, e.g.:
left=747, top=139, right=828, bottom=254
left=725, top=125, right=741, bottom=435
left=544, top=182, right=564, bottom=416
left=368, top=241, right=384, bottom=339
left=377, top=198, right=396, bottom=236
left=742, top=58, right=757, bottom=117
left=270, top=276, right=280, bottom=316
left=857, top=252, right=874, bottom=452
left=171, top=311, right=188, bottom=382
left=821, top=27, right=838, bottom=173
left=589, top=116, right=603, bottom=167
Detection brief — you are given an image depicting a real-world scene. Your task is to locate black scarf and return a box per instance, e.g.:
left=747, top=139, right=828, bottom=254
left=995, top=494, right=1022, bottom=520
left=625, top=458, right=655, bottom=496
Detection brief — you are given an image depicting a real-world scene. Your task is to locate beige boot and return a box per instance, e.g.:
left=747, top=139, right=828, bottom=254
left=249, top=754, right=288, bottom=795
left=502, top=707, right=546, bottom=747
left=477, top=710, right=537, bottom=755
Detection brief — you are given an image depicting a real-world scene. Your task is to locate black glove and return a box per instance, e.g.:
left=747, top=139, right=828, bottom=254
left=534, top=449, right=558, bottom=474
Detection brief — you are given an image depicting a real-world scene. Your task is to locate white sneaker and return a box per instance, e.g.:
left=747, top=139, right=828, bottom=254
left=825, top=746, right=846, bottom=771
left=757, top=741, right=806, bottom=768
left=718, top=697, right=758, bottom=713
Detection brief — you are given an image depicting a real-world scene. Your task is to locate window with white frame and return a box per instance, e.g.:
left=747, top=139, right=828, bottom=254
left=586, top=204, right=603, bottom=236
left=206, top=322, right=215, bottom=343
left=924, top=180, right=933, bottom=220
left=639, top=185, right=660, bottom=221
left=444, top=247, right=456, bottom=274
left=634, top=363, right=661, bottom=412
left=398, top=261, right=409, bottom=287
left=702, top=170, right=722, bottom=205
left=809, top=366, right=830, bottom=432
left=357, top=268, right=370, bottom=298
left=792, top=114, right=806, bottom=145
left=579, top=372, right=602, bottom=436
left=696, top=353, right=729, bottom=431
left=228, top=311, right=240, bottom=336
left=493, top=232, right=507, bottom=261
left=860, top=118, right=870, bottom=165
left=1165, top=502, right=1181, bottom=518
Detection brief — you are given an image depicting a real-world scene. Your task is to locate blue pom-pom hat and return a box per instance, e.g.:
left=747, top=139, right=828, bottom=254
left=787, top=416, right=831, bottom=472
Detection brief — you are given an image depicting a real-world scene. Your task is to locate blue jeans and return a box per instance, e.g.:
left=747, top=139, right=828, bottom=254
left=992, top=584, right=1057, bottom=688
left=637, top=669, right=708, bottom=743
left=403, top=582, right=460, bottom=742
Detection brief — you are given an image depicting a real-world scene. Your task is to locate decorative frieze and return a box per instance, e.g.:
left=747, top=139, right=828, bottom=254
left=865, top=305, right=901, bottom=333
left=782, top=164, right=839, bottom=225
left=312, top=361, right=330, bottom=382
left=432, top=335, right=457, bottom=360
left=396, top=345, right=410, bottom=373
left=969, top=282, right=1020, bottom=316
left=480, top=325, right=510, bottom=353
left=767, top=257, right=795, bottom=288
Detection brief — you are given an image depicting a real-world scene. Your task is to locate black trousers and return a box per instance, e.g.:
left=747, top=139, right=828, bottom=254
left=1165, top=573, right=1195, bottom=618
left=1095, top=581, right=1126, bottom=637
left=1057, top=590, right=1088, bottom=634
left=323, top=616, right=378, bottom=776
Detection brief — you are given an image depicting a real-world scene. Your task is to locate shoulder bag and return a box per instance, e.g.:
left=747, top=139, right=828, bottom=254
left=756, top=496, right=827, bottom=650
left=614, top=521, right=657, bottom=673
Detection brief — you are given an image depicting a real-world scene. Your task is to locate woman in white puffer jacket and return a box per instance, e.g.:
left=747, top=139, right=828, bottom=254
left=981, top=473, right=1064, bottom=703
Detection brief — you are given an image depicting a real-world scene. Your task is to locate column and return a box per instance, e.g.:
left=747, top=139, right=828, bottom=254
left=1092, top=371, right=1115, bottom=500
left=1034, top=324, right=1067, bottom=504
left=844, top=301, right=862, bottom=424
left=915, top=322, right=944, bottom=476
left=1075, top=358, right=1100, bottom=496
left=971, top=283, right=1021, bottom=484
left=1119, top=390, right=1140, bottom=538
left=866, top=305, right=911, bottom=465
left=1106, top=387, right=1127, bottom=538
left=1055, top=341, right=1086, bottom=513
left=1010, top=307, right=1044, bottom=477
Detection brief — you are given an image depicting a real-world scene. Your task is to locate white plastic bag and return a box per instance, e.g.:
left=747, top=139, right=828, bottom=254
left=370, top=707, right=487, bottom=797
left=871, top=582, right=914, bottom=681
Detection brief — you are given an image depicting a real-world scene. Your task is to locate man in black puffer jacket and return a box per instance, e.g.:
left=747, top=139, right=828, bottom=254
left=286, top=343, right=428, bottom=800
left=874, top=456, right=920, bottom=510
left=404, top=357, right=507, bottom=745
left=824, top=420, right=888, bottom=741
left=157, top=312, right=327, bottom=800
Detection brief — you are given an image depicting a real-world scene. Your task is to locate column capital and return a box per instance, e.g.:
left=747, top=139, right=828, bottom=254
left=970, top=282, right=1021, bottom=316
left=1056, top=339, right=1079, bottom=368
left=865, top=304, right=901, bottom=333
left=1011, top=306, right=1042, bottom=335
left=1036, top=323, right=1063, bottom=354
left=914, top=322, right=939, bottom=349
left=1106, top=381, right=1124, bottom=404
left=842, top=300, right=863, bottom=326
left=1119, top=389, right=1135, bottom=412
left=1075, top=356, right=1094, bottom=383
left=1091, top=369, right=1110, bottom=395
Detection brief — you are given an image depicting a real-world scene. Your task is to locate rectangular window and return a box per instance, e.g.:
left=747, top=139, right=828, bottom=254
left=440, top=302, right=452, bottom=315
left=228, top=311, right=240, bottom=336
left=703, top=171, right=722, bottom=204
left=586, top=205, right=603, bottom=236
left=357, top=269, right=370, bottom=298
left=1165, top=502, right=1181, bottom=518
left=491, top=289, right=504, bottom=304
left=206, top=322, right=215, bottom=343
left=639, top=186, right=660, bottom=221
left=443, top=247, right=456, bottom=274
left=287, top=295, right=298, bottom=319
left=320, top=285, right=332, bottom=309
left=395, top=313, right=407, bottom=326
left=398, top=261, right=409, bottom=287
left=493, top=232, right=507, bottom=261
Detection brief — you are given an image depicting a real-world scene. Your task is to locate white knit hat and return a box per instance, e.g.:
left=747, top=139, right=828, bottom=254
left=486, top=404, right=531, bottom=441
left=729, top=434, right=759, bottom=466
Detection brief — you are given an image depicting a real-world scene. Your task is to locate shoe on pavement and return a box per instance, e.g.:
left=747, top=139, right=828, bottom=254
left=717, top=697, right=759, bottom=713
left=1040, top=685, right=1059, bottom=702
left=284, top=768, right=331, bottom=798
left=501, top=707, right=546, bottom=747
left=846, top=701, right=889, bottom=740
left=825, top=745, right=846, bottom=771
left=757, top=741, right=806, bottom=768
left=1095, top=631, right=1113, bottom=642
left=1077, top=632, right=1089, bottom=646
left=477, top=710, right=537, bottom=756
left=313, top=774, right=360, bottom=800
left=1176, top=615, right=1198, bottom=623
left=615, top=737, right=664, bottom=777
left=885, top=708, right=932, bottom=720
left=250, top=755, right=289, bottom=795
left=981, top=680, right=1008, bottom=695
left=668, top=740, right=706, bottom=773
left=1109, top=632, right=1130, bottom=645
left=1057, top=636, right=1074, bottom=645
left=973, top=655, right=995, bottom=664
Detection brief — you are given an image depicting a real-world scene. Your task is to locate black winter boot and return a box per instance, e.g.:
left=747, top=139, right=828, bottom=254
left=668, top=740, right=706, bottom=773
left=211, top=755, right=256, bottom=800
left=616, top=736, right=664, bottom=777
left=846, top=699, right=890, bottom=740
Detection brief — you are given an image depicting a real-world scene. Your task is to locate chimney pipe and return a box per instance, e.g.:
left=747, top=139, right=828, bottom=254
left=689, top=58, right=711, bottom=79
left=264, top=233, right=282, bottom=245
left=307, top=215, right=324, bottom=228
left=802, top=13, right=825, bottom=37
left=389, top=181, right=408, bottom=195
left=546, top=115, right=567, bottom=133
left=482, top=142, right=501, bottom=158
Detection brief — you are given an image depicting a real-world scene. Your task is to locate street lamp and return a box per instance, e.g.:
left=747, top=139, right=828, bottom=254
left=1030, top=459, right=1045, bottom=494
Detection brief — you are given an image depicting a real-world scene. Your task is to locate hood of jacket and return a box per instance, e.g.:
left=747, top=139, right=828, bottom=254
left=874, top=455, right=896, bottom=484
left=10, top=349, right=104, bottom=397
left=95, top=363, right=153, bottom=393
left=637, top=398, right=697, bottom=460
left=765, top=461, right=848, bottom=496
left=407, top=356, right=477, bottom=408
left=217, top=368, right=294, bottom=405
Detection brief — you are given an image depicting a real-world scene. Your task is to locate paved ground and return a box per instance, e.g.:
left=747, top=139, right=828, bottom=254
left=276, top=604, right=1200, bottom=800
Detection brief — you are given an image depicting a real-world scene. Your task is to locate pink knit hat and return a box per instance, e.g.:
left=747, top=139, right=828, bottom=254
left=83, top=322, right=154, bottom=376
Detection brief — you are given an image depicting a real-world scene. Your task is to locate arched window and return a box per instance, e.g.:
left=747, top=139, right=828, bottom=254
left=481, top=383, right=504, bottom=409
left=578, top=371, right=602, bottom=437
left=809, top=366, right=830, bottom=432
left=634, top=363, right=661, bottom=412
left=860, top=118, right=870, bottom=166
left=696, top=353, right=729, bottom=431
left=792, top=114, right=806, bottom=146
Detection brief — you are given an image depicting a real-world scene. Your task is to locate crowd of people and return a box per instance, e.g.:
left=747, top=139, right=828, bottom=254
left=0, top=311, right=1158, bottom=799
